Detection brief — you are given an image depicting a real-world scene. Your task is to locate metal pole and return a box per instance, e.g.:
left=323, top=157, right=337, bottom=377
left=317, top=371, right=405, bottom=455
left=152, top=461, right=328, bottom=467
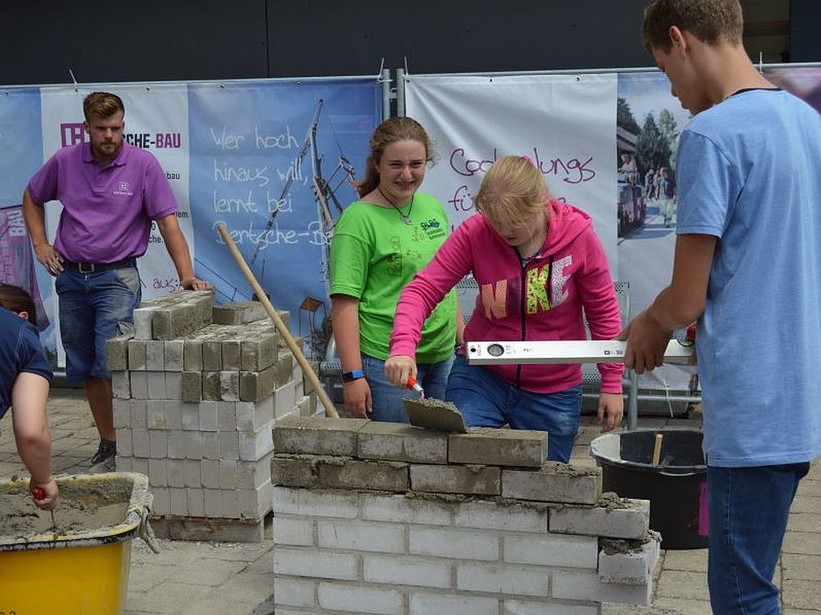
left=396, top=68, right=406, bottom=117
left=380, top=67, right=391, bottom=121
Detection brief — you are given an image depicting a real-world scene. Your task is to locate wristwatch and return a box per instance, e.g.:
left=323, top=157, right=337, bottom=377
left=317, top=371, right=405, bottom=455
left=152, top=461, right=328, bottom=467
left=342, top=369, right=365, bottom=383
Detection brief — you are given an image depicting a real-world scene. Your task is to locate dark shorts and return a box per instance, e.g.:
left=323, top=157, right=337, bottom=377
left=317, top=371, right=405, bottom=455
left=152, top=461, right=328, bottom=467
left=56, top=266, right=141, bottom=381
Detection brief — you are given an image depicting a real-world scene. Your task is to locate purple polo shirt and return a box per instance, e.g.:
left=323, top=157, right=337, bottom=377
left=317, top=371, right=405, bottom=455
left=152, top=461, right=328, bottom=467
left=27, top=141, right=177, bottom=263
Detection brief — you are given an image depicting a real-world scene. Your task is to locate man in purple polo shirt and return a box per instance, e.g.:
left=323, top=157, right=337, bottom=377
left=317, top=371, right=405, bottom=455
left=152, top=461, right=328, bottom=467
left=22, top=91, right=210, bottom=470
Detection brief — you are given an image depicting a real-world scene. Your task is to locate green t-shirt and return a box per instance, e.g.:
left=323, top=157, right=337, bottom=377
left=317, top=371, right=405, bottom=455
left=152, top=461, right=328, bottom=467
left=330, top=192, right=457, bottom=363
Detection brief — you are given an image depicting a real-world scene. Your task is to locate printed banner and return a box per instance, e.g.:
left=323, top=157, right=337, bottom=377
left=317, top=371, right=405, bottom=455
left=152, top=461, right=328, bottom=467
left=405, top=73, right=619, bottom=272
left=0, top=205, right=49, bottom=331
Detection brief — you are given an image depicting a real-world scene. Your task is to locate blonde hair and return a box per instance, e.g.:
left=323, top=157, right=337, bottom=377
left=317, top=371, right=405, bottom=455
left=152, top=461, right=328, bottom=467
left=642, top=0, right=744, bottom=53
left=474, top=156, right=548, bottom=225
left=353, top=117, right=434, bottom=197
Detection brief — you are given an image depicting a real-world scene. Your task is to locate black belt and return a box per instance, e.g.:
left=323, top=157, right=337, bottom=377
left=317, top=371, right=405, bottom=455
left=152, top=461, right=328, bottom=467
left=63, top=257, right=137, bottom=273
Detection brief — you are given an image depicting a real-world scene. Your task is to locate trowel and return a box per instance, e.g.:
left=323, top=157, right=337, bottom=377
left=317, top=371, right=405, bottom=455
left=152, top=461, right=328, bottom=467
left=33, top=486, right=58, bottom=533
left=402, top=375, right=468, bottom=433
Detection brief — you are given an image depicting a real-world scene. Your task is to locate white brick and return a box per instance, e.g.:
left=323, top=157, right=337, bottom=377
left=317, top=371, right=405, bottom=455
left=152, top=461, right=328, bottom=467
left=130, top=399, right=147, bottom=428
left=317, top=520, right=405, bottom=553
left=202, top=432, right=221, bottom=460
left=273, top=516, right=315, bottom=546
left=132, top=428, right=150, bottom=457
left=236, top=398, right=273, bottom=433
left=168, top=459, right=185, bottom=487
left=200, top=401, right=218, bottom=432
left=163, top=400, right=183, bottom=429
left=217, top=401, right=237, bottom=431
left=170, top=488, right=187, bottom=516
left=503, top=600, right=598, bottom=615
left=239, top=481, right=273, bottom=518
left=181, top=402, right=200, bottom=430
left=112, top=371, right=130, bottom=400
left=598, top=535, right=661, bottom=585
left=454, top=500, right=547, bottom=532
left=220, top=431, right=239, bottom=459
left=130, top=372, right=148, bottom=399
left=204, top=488, right=224, bottom=517
left=146, top=400, right=166, bottom=430
left=550, top=498, right=650, bottom=540
left=147, top=371, right=166, bottom=399
left=504, top=534, right=599, bottom=569
left=184, top=431, right=203, bottom=459
left=152, top=487, right=170, bottom=515
left=187, top=488, right=205, bottom=516
left=165, top=371, right=182, bottom=399
left=185, top=459, right=202, bottom=487
left=238, top=455, right=272, bottom=489
left=274, top=548, right=358, bottom=580
left=201, top=459, right=220, bottom=488
left=361, top=493, right=452, bottom=525
left=273, top=380, right=297, bottom=418
left=364, top=555, right=451, bottom=589
left=409, top=593, right=498, bottom=615
left=409, top=527, right=498, bottom=561
left=167, top=431, right=186, bottom=459
left=219, top=459, right=238, bottom=489
left=149, top=458, right=167, bottom=486
left=149, top=431, right=168, bottom=457
left=117, top=430, right=133, bottom=457
left=317, top=583, right=403, bottom=614
left=457, top=562, right=549, bottom=596
left=113, top=398, right=130, bottom=428
left=552, top=570, right=652, bottom=605
left=239, top=423, right=274, bottom=461
left=273, top=577, right=315, bottom=608
left=272, top=487, right=359, bottom=519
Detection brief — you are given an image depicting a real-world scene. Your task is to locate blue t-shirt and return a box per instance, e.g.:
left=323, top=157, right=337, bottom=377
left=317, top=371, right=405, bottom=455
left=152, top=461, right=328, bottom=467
left=0, top=307, right=53, bottom=419
left=676, top=89, right=821, bottom=467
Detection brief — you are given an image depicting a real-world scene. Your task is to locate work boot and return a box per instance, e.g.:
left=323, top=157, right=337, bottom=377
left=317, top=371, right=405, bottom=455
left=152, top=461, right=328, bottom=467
left=90, top=438, right=117, bottom=469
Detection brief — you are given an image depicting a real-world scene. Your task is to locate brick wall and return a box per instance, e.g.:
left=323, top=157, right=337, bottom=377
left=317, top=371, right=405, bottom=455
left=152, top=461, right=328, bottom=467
left=107, top=292, right=317, bottom=536
left=272, top=417, right=660, bottom=614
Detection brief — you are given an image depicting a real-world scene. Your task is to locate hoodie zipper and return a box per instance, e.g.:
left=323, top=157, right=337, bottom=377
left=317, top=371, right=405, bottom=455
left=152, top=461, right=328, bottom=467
left=515, top=252, right=552, bottom=386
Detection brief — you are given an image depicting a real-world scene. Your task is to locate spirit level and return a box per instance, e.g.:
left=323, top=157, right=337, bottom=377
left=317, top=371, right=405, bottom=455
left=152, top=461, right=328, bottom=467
left=465, top=339, right=693, bottom=365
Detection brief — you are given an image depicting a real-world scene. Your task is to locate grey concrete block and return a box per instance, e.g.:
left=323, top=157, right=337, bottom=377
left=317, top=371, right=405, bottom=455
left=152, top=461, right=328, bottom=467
left=128, top=339, right=147, bottom=371
left=212, top=300, right=267, bottom=325
left=239, top=365, right=275, bottom=402
left=274, top=416, right=370, bottom=456
left=220, top=371, right=240, bottom=401
left=449, top=427, right=547, bottom=468
left=153, top=302, right=198, bottom=340
left=502, top=463, right=602, bottom=505
left=145, top=340, right=165, bottom=371
left=202, top=339, right=223, bottom=371
left=163, top=339, right=184, bottom=371
left=357, top=422, right=449, bottom=464
left=133, top=305, right=157, bottom=340
left=222, top=340, right=242, bottom=371
left=106, top=332, right=133, bottom=371
left=241, top=333, right=278, bottom=371
left=271, top=455, right=317, bottom=488
left=551, top=496, right=650, bottom=539
left=274, top=350, right=294, bottom=387
left=318, top=459, right=409, bottom=492
left=112, top=370, right=131, bottom=400
left=181, top=371, right=202, bottom=403
left=202, top=371, right=221, bottom=401
left=184, top=339, right=203, bottom=371
left=411, top=464, right=501, bottom=495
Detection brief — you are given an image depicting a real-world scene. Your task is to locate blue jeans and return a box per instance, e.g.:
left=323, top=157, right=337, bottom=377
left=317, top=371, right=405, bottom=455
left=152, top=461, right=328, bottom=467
left=57, top=266, right=141, bottom=381
left=363, top=353, right=454, bottom=423
left=708, top=463, right=810, bottom=614
left=445, top=354, right=582, bottom=462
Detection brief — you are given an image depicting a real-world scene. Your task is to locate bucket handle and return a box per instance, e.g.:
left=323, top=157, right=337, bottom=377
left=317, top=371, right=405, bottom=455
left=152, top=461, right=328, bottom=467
left=139, top=493, right=161, bottom=554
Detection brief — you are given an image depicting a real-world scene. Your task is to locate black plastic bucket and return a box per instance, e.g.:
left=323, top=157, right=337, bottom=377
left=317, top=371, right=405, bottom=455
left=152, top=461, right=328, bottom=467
left=590, top=428, right=708, bottom=549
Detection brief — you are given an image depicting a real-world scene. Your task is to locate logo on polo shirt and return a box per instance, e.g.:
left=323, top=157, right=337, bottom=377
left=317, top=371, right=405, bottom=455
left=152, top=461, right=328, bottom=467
left=113, top=181, right=133, bottom=196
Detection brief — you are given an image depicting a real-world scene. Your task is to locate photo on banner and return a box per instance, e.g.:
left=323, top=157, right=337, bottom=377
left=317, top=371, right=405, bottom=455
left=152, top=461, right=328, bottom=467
left=188, top=78, right=382, bottom=360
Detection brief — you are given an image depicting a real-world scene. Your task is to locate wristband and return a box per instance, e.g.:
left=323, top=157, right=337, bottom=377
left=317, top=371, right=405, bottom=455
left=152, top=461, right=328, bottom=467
left=342, top=369, right=365, bottom=383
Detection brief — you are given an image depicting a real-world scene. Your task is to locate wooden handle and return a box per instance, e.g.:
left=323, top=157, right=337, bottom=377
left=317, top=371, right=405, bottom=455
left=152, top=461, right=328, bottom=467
left=652, top=433, right=663, bottom=465
left=217, top=224, right=339, bottom=418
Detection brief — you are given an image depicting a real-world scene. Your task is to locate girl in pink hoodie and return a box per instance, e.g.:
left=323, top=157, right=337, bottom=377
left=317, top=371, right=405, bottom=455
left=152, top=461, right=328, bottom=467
left=386, top=156, right=623, bottom=461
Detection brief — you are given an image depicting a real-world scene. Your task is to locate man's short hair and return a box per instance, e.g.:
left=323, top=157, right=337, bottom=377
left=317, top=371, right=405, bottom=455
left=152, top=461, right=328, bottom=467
left=83, top=91, right=125, bottom=121
left=642, top=0, right=744, bottom=53
left=0, top=283, right=37, bottom=324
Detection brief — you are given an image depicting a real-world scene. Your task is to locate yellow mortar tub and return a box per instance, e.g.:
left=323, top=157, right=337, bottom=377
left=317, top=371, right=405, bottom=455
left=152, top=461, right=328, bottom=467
left=0, top=472, right=153, bottom=615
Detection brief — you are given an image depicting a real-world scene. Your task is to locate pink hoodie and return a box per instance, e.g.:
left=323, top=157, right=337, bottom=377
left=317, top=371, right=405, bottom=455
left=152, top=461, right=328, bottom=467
left=390, top=199, right=624, bottom=394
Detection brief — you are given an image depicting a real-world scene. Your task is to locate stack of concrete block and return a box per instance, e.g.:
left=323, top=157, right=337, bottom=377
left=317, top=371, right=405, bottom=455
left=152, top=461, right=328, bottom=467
left=108, top=292, right=317, bottom=541
left=272, top=417, right=660, bottom=614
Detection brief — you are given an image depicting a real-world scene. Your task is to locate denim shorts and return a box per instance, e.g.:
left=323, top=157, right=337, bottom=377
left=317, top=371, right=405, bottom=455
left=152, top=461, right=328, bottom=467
left=362, top=353, right=454, bottom=423
left=56, top=266, right=141, bottom=381
left=445, top=354, right=582, bottom=462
